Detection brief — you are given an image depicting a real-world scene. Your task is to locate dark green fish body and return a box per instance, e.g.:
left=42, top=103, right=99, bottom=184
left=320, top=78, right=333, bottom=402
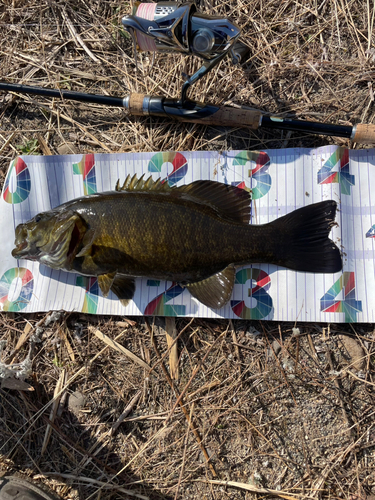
left=12, top=176, right=342, bottom=309
left=68, top=192, right=271, bottom=281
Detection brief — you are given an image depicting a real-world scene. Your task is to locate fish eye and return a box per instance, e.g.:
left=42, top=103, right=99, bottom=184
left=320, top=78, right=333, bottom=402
left=35, top=214, right=42, bottom=223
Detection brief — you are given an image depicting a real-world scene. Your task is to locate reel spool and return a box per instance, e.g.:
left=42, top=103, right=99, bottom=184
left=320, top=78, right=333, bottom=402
left=122, top=2, right=249, bottom=103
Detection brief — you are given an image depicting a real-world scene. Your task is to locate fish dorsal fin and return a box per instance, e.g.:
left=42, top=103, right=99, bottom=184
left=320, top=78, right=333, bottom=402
left=115, top=174, right=170, bottom=193
left=186, top=264, right=236, bottom=309
left=177, top=181, right=250, bottom=224
left=115, top=175, right=250, bottom=224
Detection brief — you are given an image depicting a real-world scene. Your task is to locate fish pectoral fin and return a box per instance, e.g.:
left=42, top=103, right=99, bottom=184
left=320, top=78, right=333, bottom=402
left=110, top=275, right=135, bottom=307
left=186, top=264, right=235, bottom=309
left=98, top=272, right=117, bottom=297
left=76, top=228, right=96, bottom=257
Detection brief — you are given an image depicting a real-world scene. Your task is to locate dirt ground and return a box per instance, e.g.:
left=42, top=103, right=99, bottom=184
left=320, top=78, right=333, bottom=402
left=1, top=0, right=375, bottom=499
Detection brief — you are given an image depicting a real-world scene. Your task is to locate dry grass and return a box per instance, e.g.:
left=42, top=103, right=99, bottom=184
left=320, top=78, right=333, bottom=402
left=1, top=0, right=375, bottom=499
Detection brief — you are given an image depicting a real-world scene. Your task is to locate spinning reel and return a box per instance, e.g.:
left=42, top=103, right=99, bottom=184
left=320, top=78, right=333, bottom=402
left=122, top=1, right=249, bottom=103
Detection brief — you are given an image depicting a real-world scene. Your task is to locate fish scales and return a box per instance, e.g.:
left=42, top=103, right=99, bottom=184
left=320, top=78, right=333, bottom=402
left=64, top=191, right=270, bottom=282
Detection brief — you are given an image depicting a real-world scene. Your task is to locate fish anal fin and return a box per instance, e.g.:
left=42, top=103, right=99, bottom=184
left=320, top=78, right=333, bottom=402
left=76, top=228, right=96, bottom=257
left=186, top=264, right=235, bottom=309
left=98, top=272, right=116, bottom=297
left=111, top=275, right=135, bottom=307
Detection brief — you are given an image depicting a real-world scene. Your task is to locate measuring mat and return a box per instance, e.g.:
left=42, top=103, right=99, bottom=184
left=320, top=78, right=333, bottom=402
left=1, top=145, right=373, bottom=322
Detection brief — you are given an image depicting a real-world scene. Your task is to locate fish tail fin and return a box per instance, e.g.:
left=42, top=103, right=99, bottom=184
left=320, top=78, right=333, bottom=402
left=269, top=200, right=342, bottom=273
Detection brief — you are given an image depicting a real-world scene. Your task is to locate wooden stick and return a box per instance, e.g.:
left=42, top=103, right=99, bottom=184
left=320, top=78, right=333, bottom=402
left=165, top=317, right=179, bottom=380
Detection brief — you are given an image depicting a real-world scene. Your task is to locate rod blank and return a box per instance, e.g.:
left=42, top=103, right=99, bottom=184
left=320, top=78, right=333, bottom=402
left=0, top=82, right=125, bottom=107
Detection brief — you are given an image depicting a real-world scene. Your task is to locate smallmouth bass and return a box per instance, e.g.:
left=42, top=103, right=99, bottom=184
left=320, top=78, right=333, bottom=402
left=12, top=175, right=342, bottom=309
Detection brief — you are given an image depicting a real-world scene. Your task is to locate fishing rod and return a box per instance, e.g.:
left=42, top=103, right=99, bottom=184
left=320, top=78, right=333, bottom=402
left=2, top=81, right=374, bottom=145
left=1, top=0, right=374, bottom=144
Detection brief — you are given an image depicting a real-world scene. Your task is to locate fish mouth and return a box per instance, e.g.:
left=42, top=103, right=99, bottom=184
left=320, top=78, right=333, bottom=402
left=12, top=238, right=42, bottom=260
left=12, top=240, right=29, bottom=258
left=12, top=225, right=33, bottom=259
left=13, top=239, right=27, bottom=252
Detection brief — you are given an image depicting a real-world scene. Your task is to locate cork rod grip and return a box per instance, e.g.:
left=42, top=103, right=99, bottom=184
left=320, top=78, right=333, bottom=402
left=178, top=106, right=262, bottom=129
left=127, top=94, right=262, bottom=129
left=352, top=124, right=375, bottom=145
left=127, top=93, right=147, bottom=116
